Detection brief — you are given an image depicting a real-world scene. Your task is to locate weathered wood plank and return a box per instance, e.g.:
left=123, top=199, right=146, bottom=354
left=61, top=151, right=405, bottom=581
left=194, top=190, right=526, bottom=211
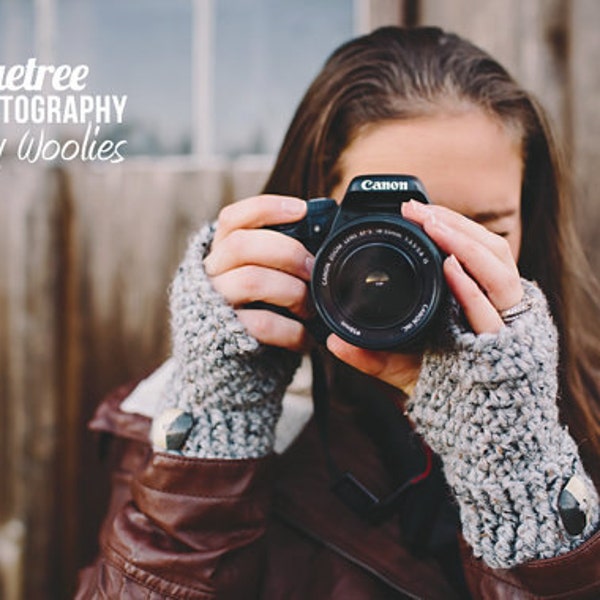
left=1, top=159, right=230, bottom=597
left=230, top=155, right=273, bottom=200
left=67, top=158, right=229, bottom=388
left=570, top=0, right=600, bottom=269
left=356, top=0, right=406, bottom=32
left=65, top=158, right=229, bottom=583
left=420, top=0, right=570, bottom=144
left=0, top=519, right=25, bottom=600
left=0, top=162, right=65, bottom=598
left=420, top=0, right=599, bottom=270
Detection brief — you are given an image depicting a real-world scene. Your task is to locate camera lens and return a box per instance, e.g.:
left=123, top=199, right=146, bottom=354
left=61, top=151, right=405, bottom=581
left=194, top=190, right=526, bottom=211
left=334, top=244, right=419, bottom=329
left=311, top=217, right=444, bottom=350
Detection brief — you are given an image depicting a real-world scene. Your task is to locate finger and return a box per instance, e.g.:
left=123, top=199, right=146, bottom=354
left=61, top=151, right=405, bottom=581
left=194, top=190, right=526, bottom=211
left=426, top=216, right=522, bottom=310
left=403, top=200, right=522, bottom=311
left=326, top=335, right=422, bottom=393
left=402, top=201, right=511, bottom=262
left=444, top=254, right=504, bottom=334
left=237, top=309, right=311, bottom=353
left=214, top=195, right=307, bottom=244
left=205, top=228, right=315, bottom=281
left=211, top=266, right=313, bottom=319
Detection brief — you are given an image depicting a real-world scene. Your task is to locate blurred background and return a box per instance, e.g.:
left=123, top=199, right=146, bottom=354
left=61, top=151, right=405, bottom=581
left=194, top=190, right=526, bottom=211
left=0, top=1, right=599, bottom=598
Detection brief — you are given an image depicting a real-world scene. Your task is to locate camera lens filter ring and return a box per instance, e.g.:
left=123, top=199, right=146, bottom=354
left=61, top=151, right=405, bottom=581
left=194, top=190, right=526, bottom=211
left=311, top=218, right=445, bottom=350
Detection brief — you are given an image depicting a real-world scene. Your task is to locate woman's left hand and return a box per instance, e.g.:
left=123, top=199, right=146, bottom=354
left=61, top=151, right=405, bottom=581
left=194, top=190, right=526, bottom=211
left=326, top=200, right=524, bottom=393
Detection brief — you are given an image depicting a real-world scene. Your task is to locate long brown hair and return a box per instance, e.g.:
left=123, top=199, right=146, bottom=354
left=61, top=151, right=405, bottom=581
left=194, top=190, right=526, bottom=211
left=262, top=26, right=600, bottom=481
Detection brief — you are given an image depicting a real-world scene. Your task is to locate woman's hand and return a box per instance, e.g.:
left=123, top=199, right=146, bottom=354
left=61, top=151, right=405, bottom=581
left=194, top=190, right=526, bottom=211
left=403, top=200, right=523, bottom=333
left=326, top=200, right=524, bottom=393
left=204, top=195, right=314, bottom=353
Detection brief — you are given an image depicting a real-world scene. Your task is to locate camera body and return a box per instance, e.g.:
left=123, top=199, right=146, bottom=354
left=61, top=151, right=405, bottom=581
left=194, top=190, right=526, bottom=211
left=269, top=174, right=446, bottom=350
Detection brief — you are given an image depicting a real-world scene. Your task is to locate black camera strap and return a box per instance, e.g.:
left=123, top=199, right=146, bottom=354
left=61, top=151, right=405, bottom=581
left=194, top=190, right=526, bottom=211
left=309, top=350, right=468, bottom=593
left=310, top=349, right=436, bottom=524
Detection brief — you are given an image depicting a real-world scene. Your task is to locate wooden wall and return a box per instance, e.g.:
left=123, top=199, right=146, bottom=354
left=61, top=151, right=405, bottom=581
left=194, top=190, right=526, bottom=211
left=0, top=157, right=273, bottom=599
left=419, top=0, right=600, bottom=266
left=1, top=1, right=599, bottom=598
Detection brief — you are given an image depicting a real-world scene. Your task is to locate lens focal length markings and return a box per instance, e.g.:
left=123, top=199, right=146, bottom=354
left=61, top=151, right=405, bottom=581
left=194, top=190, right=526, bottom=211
left=312, top=219, right=444, bottom=350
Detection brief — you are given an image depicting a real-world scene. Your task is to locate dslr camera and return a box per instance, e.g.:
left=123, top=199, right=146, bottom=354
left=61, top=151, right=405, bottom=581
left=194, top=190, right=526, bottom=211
left=267, top=175, right=446, bottom=350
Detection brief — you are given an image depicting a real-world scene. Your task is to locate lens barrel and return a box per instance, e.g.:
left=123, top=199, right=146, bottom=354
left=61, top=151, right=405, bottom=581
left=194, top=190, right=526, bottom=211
left=311, top=216, right=444, bottom=350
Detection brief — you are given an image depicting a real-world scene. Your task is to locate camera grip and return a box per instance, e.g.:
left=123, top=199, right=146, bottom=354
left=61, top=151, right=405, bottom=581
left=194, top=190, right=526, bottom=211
left=242, top=197, right=337, bottom=344
left=266, top=197, right=337, bottom=255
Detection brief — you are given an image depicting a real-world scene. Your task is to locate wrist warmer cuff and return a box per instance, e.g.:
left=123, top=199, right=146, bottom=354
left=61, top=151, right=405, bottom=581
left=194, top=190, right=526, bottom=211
left=407, top=279, right=599, bottom=568
left=158, top=222, right=300, bottom=459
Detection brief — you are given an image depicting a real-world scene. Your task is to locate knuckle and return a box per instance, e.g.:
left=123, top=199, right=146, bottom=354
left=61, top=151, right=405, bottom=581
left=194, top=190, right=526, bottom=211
left=237, top=267, right=261, bottom=298
left=434, top=205, right=453, bottom=219
left=463, top=239, right=480, bottom=257
left=465, top=282, right=483, bottom=304
left=248, top=310, right=272, bottom=338
left=288, top=280, right=310, bottom=314
left=209, top=273, right=227, bottom=297
left=262, top=234, right=307, bottom=276
left=501, top=243, right=515, bottom=264
left=285, top=279, right=308, bottom=318
left=493, top=234, right=511, bottom=257
left=244, top=306, right=308, bottom=352
left=289, top=272, right=307, bottom=295
left=217, top=203, right=237, bottom=229
left=227, top=228, right=248, bottom=253
left=287, top=322, right=308, bottom=352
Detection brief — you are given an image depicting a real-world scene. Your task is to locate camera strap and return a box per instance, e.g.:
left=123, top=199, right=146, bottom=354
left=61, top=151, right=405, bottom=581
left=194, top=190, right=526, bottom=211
left=310, top=349, right=438, bottom=525
left=309, top=350, right=467, bottom=591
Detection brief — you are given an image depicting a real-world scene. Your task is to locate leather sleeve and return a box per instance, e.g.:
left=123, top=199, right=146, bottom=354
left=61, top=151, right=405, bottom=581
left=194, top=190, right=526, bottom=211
left=460, top=533, right=600, bottom=599
left=76, top=387, right=275, bottom=600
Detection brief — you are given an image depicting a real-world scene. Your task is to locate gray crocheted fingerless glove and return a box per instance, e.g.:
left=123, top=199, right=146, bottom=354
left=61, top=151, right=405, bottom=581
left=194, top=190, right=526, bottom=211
left=157, top=222, right=300, bottom=459
left=407, top=280, right=599, bottom=569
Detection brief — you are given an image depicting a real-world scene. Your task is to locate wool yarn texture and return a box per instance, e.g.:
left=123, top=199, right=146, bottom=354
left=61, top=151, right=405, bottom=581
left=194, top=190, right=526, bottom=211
left=160, top=222, right=300, bottom=458
left=157, top=224, right=598, bottom=569
left=407, top=279, right=599, bottom=568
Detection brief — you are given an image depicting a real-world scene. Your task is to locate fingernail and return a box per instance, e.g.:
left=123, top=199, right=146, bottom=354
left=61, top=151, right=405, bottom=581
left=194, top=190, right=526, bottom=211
left=305, top=255, right=315, bottom=276
left=446, top=254, right=463, bottom=273
left=281, top=197, right=306, bottom=216
left=404, top=199, right=428, bottom=217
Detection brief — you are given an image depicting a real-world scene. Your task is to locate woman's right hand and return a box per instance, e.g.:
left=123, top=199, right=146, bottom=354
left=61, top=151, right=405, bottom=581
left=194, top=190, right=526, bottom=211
left=203, top=195, right=315, bottom=353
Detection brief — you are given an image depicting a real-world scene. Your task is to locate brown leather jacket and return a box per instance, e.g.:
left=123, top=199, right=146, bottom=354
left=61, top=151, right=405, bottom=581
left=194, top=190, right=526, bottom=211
left=76, top=383, right=600, bottom=599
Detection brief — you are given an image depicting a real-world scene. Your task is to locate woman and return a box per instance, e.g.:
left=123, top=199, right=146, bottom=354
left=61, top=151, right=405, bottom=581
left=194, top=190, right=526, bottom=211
left=78, top=27, right=600, bottom=598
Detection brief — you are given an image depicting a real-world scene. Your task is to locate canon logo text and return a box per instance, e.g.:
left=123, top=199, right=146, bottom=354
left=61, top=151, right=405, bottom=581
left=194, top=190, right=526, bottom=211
left=360, top=179, right=409, bottom=191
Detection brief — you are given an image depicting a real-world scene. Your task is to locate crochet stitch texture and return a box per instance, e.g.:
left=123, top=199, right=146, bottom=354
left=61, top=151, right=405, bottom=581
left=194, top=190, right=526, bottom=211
left=160, top=223, right=300, bottom=458
left=407, top=280, right=599, bottom=567
left=158, top=224, right=598, bottom=568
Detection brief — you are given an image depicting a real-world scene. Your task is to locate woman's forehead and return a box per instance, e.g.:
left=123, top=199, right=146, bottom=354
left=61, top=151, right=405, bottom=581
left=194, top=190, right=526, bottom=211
left=332, top=111, right=523, bottom=214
